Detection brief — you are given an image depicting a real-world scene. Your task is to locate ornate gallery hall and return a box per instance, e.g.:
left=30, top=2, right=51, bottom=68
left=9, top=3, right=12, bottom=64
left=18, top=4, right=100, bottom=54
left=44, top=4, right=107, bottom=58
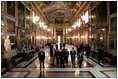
left=1, top=1, right=117, bottom=78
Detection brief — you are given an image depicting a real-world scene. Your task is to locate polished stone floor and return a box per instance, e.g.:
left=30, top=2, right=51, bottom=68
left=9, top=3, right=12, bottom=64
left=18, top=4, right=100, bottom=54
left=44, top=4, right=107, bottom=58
left=1, top=45, right=117, bottom=78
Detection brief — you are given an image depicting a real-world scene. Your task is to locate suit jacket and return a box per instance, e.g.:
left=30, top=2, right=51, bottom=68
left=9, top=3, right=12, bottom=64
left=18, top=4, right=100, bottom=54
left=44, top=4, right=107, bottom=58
left=38, top=51, right=45, bottom=60
left=70, top=50, right=76, bottom=58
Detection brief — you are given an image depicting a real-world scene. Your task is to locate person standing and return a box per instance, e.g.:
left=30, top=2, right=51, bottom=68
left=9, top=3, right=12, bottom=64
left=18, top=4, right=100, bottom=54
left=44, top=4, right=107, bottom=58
left=78, top=53, right=83, bottom=68
left=38, top=46, right=45, bottom=70
left=55, top=48, right=60, bottom=66
left=98, top=45, right=104, bottom=64
left=59, top=49, right=65, bottom=68
left=62, top=47, right=69, bottom=66
left=50, top=44, right=54, bottom=65
left=86, top=44, right=91, bottom=58
left=70, top=47, right=76, bottom=67
left=63, top=42, right=65, bottom=48
left=56, top=43, right=58, bottom=49
left=79, top=43, right=84, bottom=52
left=64, top=49, right=69, bottom=65
left=60, top=43, right=62, bottom=50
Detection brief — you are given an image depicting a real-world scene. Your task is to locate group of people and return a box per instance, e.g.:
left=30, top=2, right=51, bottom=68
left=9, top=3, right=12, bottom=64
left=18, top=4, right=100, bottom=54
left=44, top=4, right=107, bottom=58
left=49, top=43, right=87, bottom=68
left=37, top=42, right=106, bottom=70
left=49, top=43, right=69, bottom=68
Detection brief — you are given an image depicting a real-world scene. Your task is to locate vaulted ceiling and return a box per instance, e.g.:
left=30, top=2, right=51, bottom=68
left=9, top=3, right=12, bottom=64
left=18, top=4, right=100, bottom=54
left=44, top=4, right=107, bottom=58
left=36, top=1, right=84, bottom=23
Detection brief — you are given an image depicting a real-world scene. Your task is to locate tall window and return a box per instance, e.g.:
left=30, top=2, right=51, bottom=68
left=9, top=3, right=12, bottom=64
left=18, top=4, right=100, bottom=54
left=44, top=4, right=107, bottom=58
left=33, top=11, right=35, bottom=23
left=85, top=10, right=88, bottom=23
left=58, top=36, right=61, bottom=49
left=81, top=10, right=89, bottom=24
left=58, top=36, right=61, bottom=44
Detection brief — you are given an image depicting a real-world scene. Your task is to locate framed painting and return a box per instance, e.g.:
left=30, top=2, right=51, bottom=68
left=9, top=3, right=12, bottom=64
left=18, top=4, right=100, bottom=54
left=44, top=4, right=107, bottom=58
left=18, top=1, right=25, bottom=27
left=91, top=8, right=96, bottom=23
left=7, top=1, right=15, bottom=17
left=17, top=28, right=26, bottom=51
left=110, top=16, right=117, bottom=31
left=97, top=2, right=107, bottom=26
left=110, top=1, right=117, bottom=15
left=26, top=8, right=30, bottom=25
left=109, top=34, right=117, bottom=49
left=7, top=19, right=15, bottom=33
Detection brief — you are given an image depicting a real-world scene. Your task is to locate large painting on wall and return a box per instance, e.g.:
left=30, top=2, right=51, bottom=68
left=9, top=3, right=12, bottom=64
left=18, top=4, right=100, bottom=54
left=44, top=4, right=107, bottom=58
left=110, top=16, right=117, bottom=31
left=110, top=1, right=117, bottom=15
left=109, top=34, right=117, bottom=49
left=91, top=8, right=96, bottom=23
left=7, top=1, right=15, bottom=17
left=18, top=1, right=25, bottom=27
left=26, top=8, right=30, bottom=25
left=97, top=2, right=107, bottom=26
left=18, top=28, right=31, bottom=52
left=18, top=28, right=26, bottom=51
left=7, top=19, right=15, bottom=33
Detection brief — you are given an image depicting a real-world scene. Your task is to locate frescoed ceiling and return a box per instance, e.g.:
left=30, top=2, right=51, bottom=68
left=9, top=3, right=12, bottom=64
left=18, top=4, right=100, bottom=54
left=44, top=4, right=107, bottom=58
left=36, top=1, right=84, bottom=23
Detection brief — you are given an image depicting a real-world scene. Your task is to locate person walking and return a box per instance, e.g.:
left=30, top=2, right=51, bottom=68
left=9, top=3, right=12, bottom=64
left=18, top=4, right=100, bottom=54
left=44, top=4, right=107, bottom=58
left=38, top=46, right=45, bottom=70
left=70, top=47, right=76, bottom=67
left=78, top=52, right=83, bottom=68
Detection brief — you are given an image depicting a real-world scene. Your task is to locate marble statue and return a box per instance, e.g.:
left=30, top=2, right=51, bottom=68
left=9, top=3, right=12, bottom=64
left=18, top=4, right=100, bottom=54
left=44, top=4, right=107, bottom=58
left=4, top=35, right=11, bottom=52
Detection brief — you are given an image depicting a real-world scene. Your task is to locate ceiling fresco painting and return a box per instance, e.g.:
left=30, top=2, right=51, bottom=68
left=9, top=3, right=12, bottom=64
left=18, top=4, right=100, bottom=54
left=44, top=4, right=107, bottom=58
left=37, top=1, right=84, bottom=23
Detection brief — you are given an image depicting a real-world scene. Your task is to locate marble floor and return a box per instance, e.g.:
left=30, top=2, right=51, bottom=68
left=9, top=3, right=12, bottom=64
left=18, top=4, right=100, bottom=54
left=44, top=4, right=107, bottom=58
left=1, top=45, right=117, bottom=78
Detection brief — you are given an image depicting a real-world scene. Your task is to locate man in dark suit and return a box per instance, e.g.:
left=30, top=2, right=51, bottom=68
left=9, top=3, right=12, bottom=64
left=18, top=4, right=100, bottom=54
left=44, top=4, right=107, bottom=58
left=55, top=48, right=60, bottom=66
left=56, top=43, right=58, bottom=49
left=59, top=49, right=65, bottom=68
left=38, top=46, right=45, bottom=70
left=98, top=45, right=104, bottom=64
left=60, top=43, right=62, bottom=50
left=70, top=47, right=76, bottom=67
left=63, top=48, right=69, bottom=65
left=78, top=53, right=83, bottom=68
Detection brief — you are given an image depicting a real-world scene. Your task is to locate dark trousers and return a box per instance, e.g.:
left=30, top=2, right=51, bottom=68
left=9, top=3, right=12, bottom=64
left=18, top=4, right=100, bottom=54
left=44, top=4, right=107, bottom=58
left=56, top=57, right=59, bottom=65
left=79, top=60, right=83, bottom=68
left=71, top=57, right=75, bottom=65
left=64, top=56, right=68, bottom=64
left=40, top=60, right=44, bottom=70
left=60, top=58, right=65, bottom=68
